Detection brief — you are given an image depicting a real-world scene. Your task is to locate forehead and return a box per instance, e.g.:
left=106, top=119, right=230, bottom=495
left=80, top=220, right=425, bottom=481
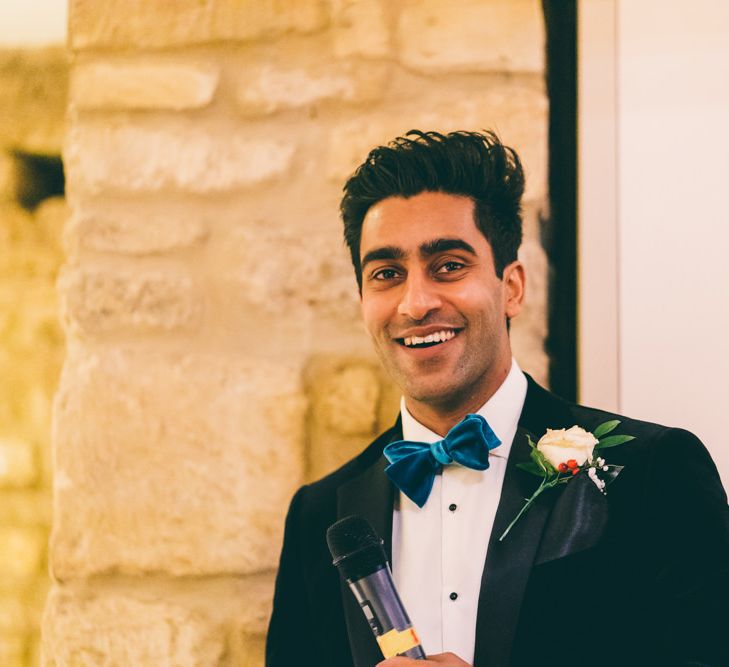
left=360, top=191, right=483, bottom=257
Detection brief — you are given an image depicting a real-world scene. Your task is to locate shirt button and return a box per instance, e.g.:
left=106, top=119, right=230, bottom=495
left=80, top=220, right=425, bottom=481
left=449, top=592, right=458, bottom=601
left=448, top=503, right=457, bottom=512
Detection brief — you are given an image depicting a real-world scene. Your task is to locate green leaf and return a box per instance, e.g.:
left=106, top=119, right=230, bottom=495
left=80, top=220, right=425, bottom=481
left=594, top=419, right=620, bottom=439
left=595, top=434, right=635, bottom=450
left=516, top=462, right=544, bottom=477
left=526, top=434, right=537, bottom=450
left=530, top=446, right=556, bottom=475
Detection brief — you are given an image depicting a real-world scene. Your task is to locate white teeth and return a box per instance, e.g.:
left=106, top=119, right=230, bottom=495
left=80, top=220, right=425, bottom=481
left=402, top=330, right=457, bottom=346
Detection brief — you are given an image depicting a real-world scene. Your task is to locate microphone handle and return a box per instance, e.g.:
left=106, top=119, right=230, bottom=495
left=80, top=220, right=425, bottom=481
left=347, top=565, right=427, bottom=660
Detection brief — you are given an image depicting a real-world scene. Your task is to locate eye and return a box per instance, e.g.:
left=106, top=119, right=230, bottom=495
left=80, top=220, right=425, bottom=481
left=371, top=267, right=401, bottom=281
left=436, top=260, right=465, bottom=274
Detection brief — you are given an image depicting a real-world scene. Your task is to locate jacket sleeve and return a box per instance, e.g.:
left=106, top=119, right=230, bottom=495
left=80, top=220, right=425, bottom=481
left=265, top=485, right=318, bottom=666
left=646, top=428, right=729, bottom=666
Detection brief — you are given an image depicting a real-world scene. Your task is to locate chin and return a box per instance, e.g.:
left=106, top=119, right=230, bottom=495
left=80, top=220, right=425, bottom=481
left=402, top=379, right=464, bottom=407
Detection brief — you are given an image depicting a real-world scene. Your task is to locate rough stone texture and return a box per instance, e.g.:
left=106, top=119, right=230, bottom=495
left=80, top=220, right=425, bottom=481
left=0, top=48, right=68, bottom=154
left=397, top=0, right=544, bottom=74
left=58, top=267, right=202, bottom=336
left=235, top=59, right=390, bottom=116
left=216, top=224, right=360, bottom=321
left=330, top=0, right=391, bottom=58
left=69, top=0, right=329, bottom=50
left=65, top=200, right=210, bottom=256
left=42, top=588, right=225, bottom=666
left=51, top=349, right=306, bottom=579
left=325, top=76, right=548, bottom=199
left=65, top=119, right=296, bottom=196
left=71, top=61, right=219, bottom=111
left=228, top=632, right=266, bottom=667
left=305, top=357, right=399, bottom=481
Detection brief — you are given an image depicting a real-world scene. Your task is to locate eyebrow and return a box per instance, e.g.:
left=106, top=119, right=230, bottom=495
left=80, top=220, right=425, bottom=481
left=361, top=238, right=477, bottom=269
left=419, top=238, right=477, bottom=258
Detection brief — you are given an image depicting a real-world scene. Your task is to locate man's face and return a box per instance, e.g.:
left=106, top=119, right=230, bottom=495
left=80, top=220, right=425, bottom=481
left=359, top=191, right=524, bottom=413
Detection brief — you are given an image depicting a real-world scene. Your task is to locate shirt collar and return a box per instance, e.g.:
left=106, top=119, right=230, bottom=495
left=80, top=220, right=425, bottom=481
left=399, top=358, right=527, bottom=459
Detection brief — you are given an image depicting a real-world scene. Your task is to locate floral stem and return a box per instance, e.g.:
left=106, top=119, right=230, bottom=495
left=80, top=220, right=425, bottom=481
left=498, top=478, right=553, bottom=542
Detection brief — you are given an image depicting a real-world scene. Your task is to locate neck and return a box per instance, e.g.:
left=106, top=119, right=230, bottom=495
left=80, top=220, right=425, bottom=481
left=404, top=359, right=512, bottom=436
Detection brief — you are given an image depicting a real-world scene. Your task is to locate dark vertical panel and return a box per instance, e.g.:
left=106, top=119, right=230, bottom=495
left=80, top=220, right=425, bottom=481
left=542, top=0, right=577, bottom=401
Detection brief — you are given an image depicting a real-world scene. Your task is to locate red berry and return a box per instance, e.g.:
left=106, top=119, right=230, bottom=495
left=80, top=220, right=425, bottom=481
left=567, top=459, right=578, bottom=469
left=558, top=463, right=569, bottom=473
left=572, top=467, right=580, bottom=476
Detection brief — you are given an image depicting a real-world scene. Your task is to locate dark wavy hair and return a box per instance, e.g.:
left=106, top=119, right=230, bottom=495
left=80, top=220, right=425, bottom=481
left=340, top=130, right=525, bottom=290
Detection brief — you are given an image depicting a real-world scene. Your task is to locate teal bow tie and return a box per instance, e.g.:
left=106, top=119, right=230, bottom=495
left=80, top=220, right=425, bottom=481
left=383, top=414, right=501, bottom=508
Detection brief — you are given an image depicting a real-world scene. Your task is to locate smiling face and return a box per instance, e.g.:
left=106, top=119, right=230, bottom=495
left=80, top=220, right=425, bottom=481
left=359, top=191, right=525, bottom=428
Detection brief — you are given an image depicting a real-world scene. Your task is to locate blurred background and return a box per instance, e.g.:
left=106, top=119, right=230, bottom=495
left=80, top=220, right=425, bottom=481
left=0, top=1, right=727, bottom=665
left=1, top=1, right=67, bottom=665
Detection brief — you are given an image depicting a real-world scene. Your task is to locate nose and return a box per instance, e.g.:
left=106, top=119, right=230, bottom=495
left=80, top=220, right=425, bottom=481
left=397, top=272, right=442, bottom=321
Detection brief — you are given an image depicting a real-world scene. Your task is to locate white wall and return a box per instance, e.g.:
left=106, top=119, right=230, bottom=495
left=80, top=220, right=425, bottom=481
left=579, top=0, right=729, bottom=489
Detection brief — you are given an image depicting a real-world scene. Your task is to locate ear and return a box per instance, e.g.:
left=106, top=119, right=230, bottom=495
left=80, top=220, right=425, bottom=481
left=502, top=260, right=525, bottom=319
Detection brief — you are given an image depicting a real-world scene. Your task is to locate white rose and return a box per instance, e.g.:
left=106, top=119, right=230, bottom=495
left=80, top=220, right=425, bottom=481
left=536, top=425, right=598, bottom=469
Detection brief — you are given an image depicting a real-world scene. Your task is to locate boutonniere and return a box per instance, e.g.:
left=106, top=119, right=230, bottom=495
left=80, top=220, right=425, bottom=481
left=499, top=420, right=635, bottom=541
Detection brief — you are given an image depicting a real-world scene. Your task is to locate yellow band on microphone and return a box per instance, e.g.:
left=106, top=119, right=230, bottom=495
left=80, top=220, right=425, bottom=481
left=376, top=626, right=421, bottom=658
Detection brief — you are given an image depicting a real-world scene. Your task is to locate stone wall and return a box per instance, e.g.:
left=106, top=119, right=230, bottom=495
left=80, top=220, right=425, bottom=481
left=44, top=1, right=549, bottom=664
left=0, top=47, right=67, bottom=667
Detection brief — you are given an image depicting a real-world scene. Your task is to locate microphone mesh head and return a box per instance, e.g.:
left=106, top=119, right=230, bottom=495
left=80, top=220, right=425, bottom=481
left=326, top=515, right=387, bottom=580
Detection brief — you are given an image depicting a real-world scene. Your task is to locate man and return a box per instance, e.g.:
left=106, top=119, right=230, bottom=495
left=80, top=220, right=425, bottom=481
left=266, top=131, right=729, bottom=667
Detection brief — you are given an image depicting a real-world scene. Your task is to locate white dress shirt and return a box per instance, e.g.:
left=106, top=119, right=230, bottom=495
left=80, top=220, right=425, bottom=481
left=391, top=358, right=527, bottom=663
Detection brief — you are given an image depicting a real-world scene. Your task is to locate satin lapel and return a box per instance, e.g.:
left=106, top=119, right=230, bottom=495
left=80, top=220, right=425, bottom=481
left=473, top=376, right=573, bottom=667
left=336, top=425, right=400, bottom=667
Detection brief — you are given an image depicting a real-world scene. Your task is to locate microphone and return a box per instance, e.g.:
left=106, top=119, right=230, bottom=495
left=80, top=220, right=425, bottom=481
left=326, top=515, right=426, bottom=661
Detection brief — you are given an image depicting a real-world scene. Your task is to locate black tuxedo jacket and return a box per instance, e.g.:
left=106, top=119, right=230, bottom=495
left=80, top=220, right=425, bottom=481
left=266, top=376, right=729, bottom=666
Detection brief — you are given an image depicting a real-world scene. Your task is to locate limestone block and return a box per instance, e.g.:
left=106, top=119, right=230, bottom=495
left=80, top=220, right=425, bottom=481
left=326, top=80, right=547, bottom=199
left=69, top=0, right=328, bottom=50
left=235, top=59, right=389, bottom=116
left=65, top=201, right=210, bottom=256
left=0, top=435, right=37, bottom=488
left=71, top=61, right=219, bottom=111
left=317, top=364, right=380, bottom=436
left=305, top=357, right=386, bottom=480
left=51, top=349, right=306, bottom=578
left=228, top=632, right=265, bottom=667
left=0, top=48, right=68, bottom=154
left=58, top=267, right=201, bottom=336
left=397, top=0, right=544, bottom=74
left=330, top=0, right=390, bottom=58
left=219, top=225, right=360, bottom=321
left=0, top=527, right=45, bottom=578
left=42, top=587, right=225, bottom=666
left=65, top=119, right=295, bottom=195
